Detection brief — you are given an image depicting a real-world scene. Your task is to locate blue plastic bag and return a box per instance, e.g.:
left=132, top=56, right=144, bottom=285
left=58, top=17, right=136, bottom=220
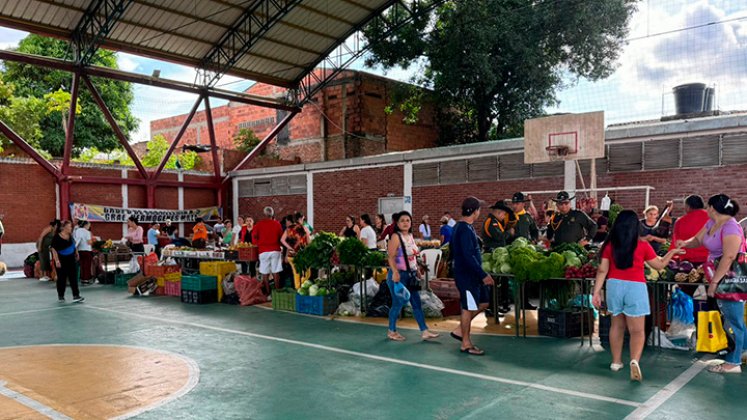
left=393, top=281, right=411, bottom=301
left=668, top=288, right=694, bottom=325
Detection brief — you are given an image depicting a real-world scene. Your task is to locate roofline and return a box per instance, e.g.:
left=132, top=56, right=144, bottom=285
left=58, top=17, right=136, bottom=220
left=229, top=113, right=747, bottom=178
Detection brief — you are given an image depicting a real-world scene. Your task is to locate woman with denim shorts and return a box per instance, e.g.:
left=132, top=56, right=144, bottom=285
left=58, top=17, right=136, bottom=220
left=593, top=210, right=683, bottom=381
left=676, top=194, right=747, bottom=374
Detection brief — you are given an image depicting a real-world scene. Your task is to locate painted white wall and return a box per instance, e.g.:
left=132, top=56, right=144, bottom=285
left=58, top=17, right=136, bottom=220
left=1, top=243, right=37, bottom=269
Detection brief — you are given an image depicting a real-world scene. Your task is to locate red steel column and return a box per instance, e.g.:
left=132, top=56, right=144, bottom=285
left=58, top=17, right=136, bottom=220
left=60, top=73, right=80, bottom=175
left=203, top=96, right=222, bottom=180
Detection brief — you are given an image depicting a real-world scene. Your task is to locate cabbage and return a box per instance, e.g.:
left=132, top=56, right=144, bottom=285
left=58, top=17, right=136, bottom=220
left=511, top=237, right=530, bottom=249
left=318, top=287, right=328, bottom=296
left=309, top=284, right=319, bottom=296
left=565, top=257, right=582, bottom=268
left=482, top=261, right=492, bottom=272
left=301, top=280, right=313, bottom=289
left=298, top=288, right=308, bottom=296
left=500, top=263, right=512, bottom=274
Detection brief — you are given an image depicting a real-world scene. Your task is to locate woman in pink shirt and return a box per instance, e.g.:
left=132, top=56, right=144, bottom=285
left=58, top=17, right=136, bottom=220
left=125, top=216, right=145, bottom=254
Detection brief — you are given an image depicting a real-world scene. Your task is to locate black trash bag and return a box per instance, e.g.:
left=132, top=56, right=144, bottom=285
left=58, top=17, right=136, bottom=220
left=336, top=284, right=352, bottom=303
left=366, top=281, right=392, bottom=318
left=222, top=293, right=240, bottom=305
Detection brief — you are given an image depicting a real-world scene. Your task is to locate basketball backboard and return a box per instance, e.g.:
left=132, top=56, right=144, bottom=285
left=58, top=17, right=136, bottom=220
left=523, top=111, right=605, bottom=164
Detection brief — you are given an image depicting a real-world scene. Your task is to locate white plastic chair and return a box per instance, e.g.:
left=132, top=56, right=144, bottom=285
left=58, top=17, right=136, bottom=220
left=420, top=249, right=442, bottom=283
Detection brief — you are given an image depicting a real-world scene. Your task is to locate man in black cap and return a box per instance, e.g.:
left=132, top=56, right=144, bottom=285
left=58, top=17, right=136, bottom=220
left=509, top=192, right=539, bottom=243
left=449, top=196, right=494, bottom=355
left=482, top=200, right=515, bottom=252
left=546, top=191, right=597, bottom=246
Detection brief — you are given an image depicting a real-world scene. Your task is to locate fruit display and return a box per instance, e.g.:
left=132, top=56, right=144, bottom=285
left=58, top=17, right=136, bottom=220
left=565, top=264, right=597, bottom=279
left=227, top=243, right=256, bottom=250
left=416, top=240, right=442, bottom=249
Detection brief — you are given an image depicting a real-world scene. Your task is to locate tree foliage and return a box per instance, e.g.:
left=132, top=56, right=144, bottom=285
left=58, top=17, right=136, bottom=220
left=364, top=0, right=637, bottom=144
left=0, top=34, right=138, bottom=155
left=73, top=135, right=200, bottom=170
left=233, top=128, right=261, bottom=153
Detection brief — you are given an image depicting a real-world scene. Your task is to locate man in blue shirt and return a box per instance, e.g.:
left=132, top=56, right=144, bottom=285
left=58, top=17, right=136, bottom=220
left=147, top=223, right=161, bottom=257
left=439, top=216, right=453, bottom=245
left=449, top=196, right=495, bottom=356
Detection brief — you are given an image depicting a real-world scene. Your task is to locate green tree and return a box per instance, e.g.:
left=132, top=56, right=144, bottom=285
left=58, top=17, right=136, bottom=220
left=365, top=0, right=636, bottom=143
left=233, top=128, right=261, bottom=153
left=141, top=135, right=200, bottom=170
left=0, top=34, right=138, bottom=156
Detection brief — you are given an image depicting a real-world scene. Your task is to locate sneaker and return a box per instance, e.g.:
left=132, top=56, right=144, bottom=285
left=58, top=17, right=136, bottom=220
left=58, top=298, right=65, bottom=303
left=40, top=276, right=51, bottom=282
left=610, top=363, right=624, bottom=372
left=72, top=296, right=85, bottom=303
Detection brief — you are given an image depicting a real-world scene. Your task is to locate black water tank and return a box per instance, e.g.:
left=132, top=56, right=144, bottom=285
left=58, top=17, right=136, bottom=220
left=673, top=83, right=706, bottom=114
left=704, top=87, right=715, bottom=111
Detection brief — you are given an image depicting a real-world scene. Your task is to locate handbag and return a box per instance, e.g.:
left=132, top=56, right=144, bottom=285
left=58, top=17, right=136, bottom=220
left=696, top=310, right=729, bottom=353
left=396, top=233, right=421, bottom=292
left=712, top=228, right=747, bottom=301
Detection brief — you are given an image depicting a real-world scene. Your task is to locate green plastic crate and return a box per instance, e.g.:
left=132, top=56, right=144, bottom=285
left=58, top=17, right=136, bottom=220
left=181, top=274, right=218, bottom=291
left=114, top=272, right=137, bottom=287
left=271, top=290, right=296, bottom=312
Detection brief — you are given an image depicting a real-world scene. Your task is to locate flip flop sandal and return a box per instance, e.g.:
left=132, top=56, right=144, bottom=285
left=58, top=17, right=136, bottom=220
left=450, top=332, right=463, bottom=342
left=422, top=331, right=440, bottom=340
left=630, top=360, right=643, bottom=382
left=460, top=346, right=485, bottom=356
left=387, top=333, right=406, bottom=342
left=708, top=364, right=742, bottom=374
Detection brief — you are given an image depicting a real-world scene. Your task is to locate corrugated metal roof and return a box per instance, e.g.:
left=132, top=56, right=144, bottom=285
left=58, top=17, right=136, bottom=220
left=0, top=0, right=394, bottom=88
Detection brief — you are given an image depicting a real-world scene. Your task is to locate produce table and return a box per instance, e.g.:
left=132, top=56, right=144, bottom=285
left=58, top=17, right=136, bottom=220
left=161, top=249, right=230, bottom=275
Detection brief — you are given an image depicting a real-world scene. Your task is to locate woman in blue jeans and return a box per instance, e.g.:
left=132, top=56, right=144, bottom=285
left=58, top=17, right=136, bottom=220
left=677, top=194, right=747, bottom=374
left=385, top=211, right=439, bottom=342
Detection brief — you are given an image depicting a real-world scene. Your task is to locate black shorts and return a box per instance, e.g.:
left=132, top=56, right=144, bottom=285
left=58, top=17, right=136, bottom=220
left=455, top=280, right=490, bottom=311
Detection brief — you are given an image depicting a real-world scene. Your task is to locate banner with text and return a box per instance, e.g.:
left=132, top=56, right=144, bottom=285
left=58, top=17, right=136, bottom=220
left=71, top=203, right=221, bottom=223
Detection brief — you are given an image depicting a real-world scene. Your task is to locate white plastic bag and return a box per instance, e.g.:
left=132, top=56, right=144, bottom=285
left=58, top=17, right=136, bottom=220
left=127, top=256, right=140, bottom=274
left=352, top=278, right=379, bottom=298
left=647, top=327, right=688, bottom=351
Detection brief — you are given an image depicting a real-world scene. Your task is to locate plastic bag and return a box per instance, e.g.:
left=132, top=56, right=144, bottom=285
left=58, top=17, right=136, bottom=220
left=404, top=290, right=445, bottom=318
left=352, top=278, right=379, bottom=298
left=336, top=301, right=361, bottom=317
left=648, top=327, right=688, bottom=351
left=127, top=256, right=140, bottom=274
left=393, top=282, right=411, bottom=301
left=668, top=287, right=694, bottom=325
left=234, top=275, right=267, bottom=306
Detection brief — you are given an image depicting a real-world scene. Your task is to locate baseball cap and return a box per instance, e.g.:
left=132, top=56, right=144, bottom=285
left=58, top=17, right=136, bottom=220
left=461, top=196, right=485, bottom=216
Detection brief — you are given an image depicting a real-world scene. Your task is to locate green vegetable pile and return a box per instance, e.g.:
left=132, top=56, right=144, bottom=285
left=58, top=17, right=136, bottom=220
left=337, top=237, right=370, bottom=266
left=293, top=232, right=341, bottom=273
left=297, top=278, right=336, bottom=297
left=361, top=250, right=387, bottom=268
left=608, top=203, right=624, bottom=226
left=482, top=237, right=566, bottom=282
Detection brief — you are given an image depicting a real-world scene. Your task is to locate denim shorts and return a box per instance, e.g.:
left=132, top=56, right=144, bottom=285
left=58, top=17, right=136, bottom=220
left=606, top=279, right=650, bottom=317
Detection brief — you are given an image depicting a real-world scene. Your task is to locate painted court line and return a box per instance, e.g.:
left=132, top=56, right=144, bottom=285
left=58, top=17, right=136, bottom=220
left=623, top=355, right=712, bottom=420
left=0, top=380, right=72, bottom=420
left=0, top=306, right=73, bottom=317
left=87, top=305, right=641, bottom=408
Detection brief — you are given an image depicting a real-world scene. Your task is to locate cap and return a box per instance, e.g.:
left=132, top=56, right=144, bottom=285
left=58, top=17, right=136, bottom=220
left=552, top=191, right=575, bottom=202
left=461, top=196, right=485, bottom=216
left=512, top=192, right=528, bottom=203
left=440, top=216, right=449, bottom=223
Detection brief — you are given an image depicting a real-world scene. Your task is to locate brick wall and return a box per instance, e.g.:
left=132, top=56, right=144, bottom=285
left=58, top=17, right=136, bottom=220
left=149, top=71, right=439, bottom=167
left=313, top=166, right=404, bottom=233
left=238, top=195, right=307, bottom=224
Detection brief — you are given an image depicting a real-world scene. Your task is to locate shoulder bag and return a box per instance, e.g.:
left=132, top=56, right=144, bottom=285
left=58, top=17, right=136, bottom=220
left=396, top=232, right=421, bottom=292
left=713, top=228, right=747, bottom=301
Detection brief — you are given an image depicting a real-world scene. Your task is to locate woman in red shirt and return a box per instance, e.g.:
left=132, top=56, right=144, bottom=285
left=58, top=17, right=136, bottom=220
left=592, top=210, right=683, bottom=382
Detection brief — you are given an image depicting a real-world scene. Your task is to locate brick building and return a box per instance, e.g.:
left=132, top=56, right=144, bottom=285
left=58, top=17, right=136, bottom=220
left=229, top=113, right=747, bottom=235
left=150, top=70, right=440, bottom=168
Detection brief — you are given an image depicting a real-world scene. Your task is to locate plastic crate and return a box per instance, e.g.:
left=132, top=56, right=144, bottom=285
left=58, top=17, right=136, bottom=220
left=296, top=293, right=339, bottom=316
left=199, top=261, right=237, bottom=278
left=145, top=264, right=181, bottom=278
left=429, top=279, right=460, bottom=299
left=181, top=274, right=218, bottom=292
left=114, top=272, right=137, bottom=287
left=164, top=271, right=182, bottom=282
left=164, top=280, right=181, bottom=297
left=441, top=297, right=461, bottom=317
left=271, top=290, right=297, bottom=312
left=238, top=247, right=258, bottom=262
left=154, top=286, right=165, bottom=296
left=181, top=289, right=218, bottom=304
left=538, top=308, right=594, bottom=338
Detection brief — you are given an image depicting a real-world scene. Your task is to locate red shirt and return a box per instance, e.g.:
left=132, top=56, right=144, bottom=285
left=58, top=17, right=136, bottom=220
left=252, top=219, right=283, bottom=254
left=381, top=223, right=395, bottom=241
left=671, top=209, right=709, bottom=264
left=601, top=240, right=657, bottom=283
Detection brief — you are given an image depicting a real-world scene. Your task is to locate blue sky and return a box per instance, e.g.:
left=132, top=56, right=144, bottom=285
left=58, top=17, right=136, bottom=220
left=1, top=0, right=746, bottom=142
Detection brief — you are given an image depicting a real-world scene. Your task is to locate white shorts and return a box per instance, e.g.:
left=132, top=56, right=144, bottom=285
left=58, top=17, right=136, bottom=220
left=258, top=251, right=283, bottom=275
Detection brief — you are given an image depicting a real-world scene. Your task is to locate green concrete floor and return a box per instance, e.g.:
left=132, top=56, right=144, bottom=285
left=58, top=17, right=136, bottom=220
left=1, top=275, right=745, bottom=419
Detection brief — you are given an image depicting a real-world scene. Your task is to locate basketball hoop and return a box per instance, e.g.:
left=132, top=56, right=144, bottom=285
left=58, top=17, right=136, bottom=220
left=545, top=145, right=570, bottom=161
